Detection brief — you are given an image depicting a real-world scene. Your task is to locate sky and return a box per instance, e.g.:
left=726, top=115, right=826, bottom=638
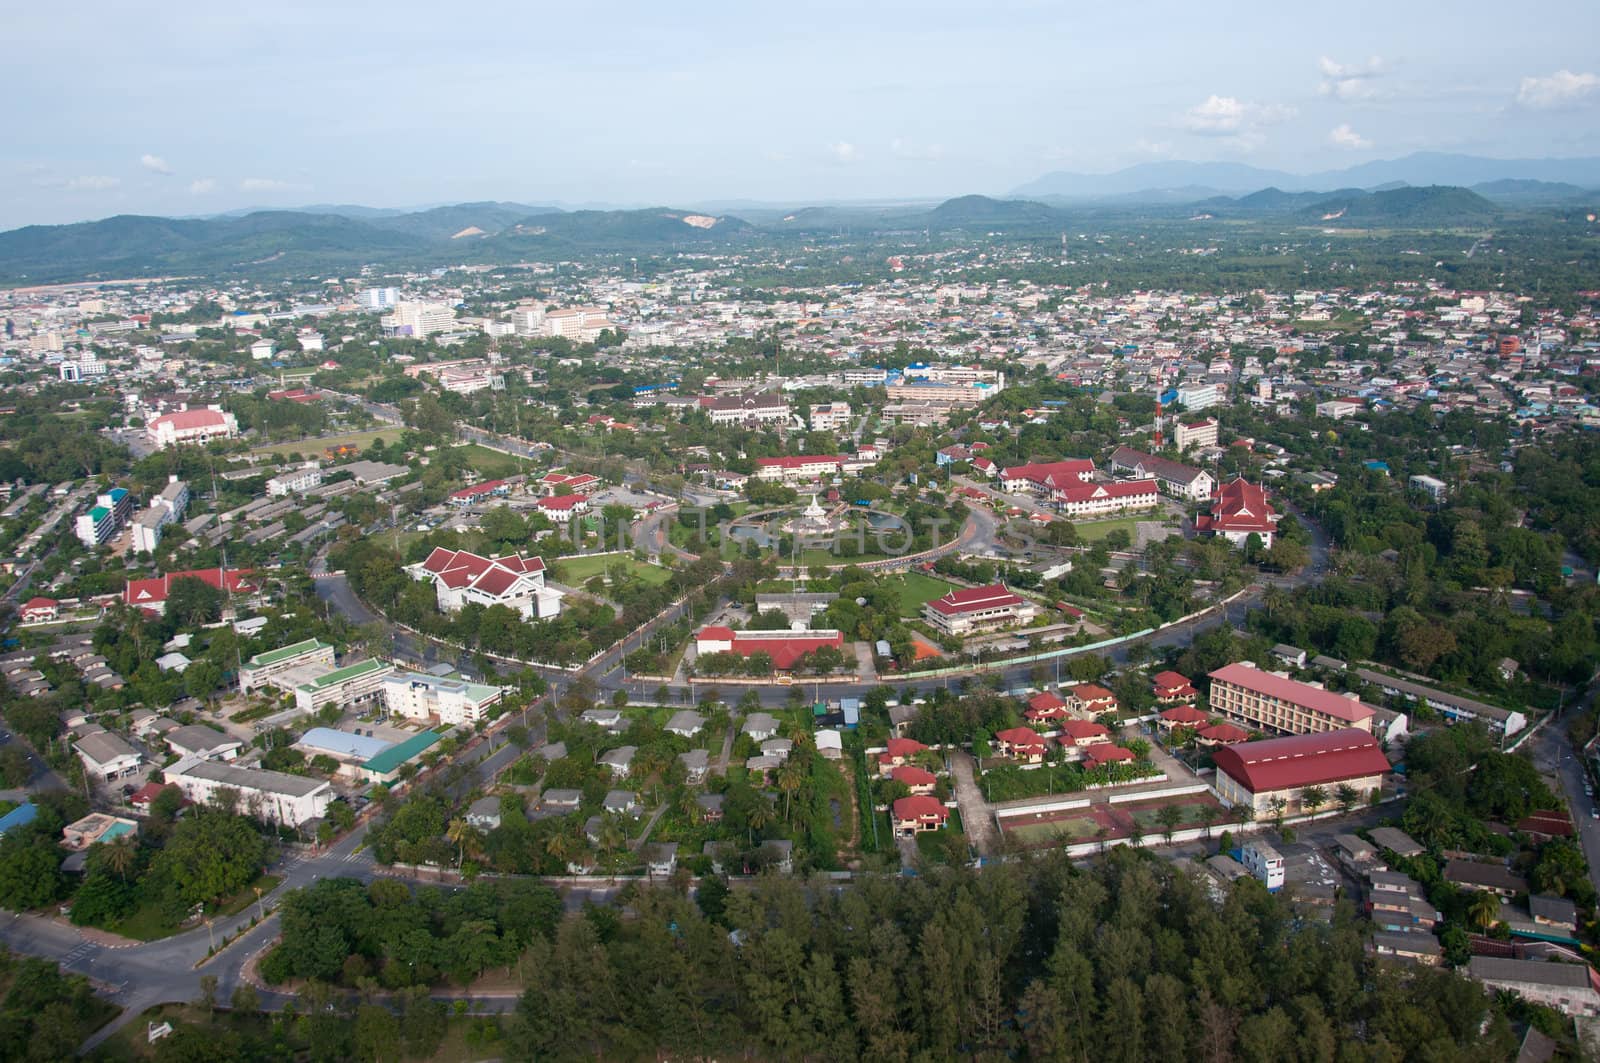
left=6, top=0, right=1600, bottom=229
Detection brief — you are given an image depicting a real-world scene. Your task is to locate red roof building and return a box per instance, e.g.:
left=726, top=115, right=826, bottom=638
left=752, top=454, right=849, bottom=482
left=923, top=583, right=1038, bottom=636
left=693, top=627, right=845, bottom=672
left=1083, top=744, right=1136, bottom=768
left=1212, top=729, right=1389, bottom=814
left=536, top=493, right=591, bottom=521
left=891, top=765, right=938, bottom=793
left=123, top=568, right=255, bottom=614
left=878, top=737, right=929, bottom=773
left=1197, top=721, right=1251, bottom=746
left=1024, top=691, right=1069, bottom=723
left=1000, top=459, right=1095, bottom=494
left=1159, top=704, right=1209, bottom=729
left=538, top=472, right=600, bottom=496
left=1197, top=477, right=1280, bottom=549
left=1152, top=670, right=1197, bottom=701
left=892, top=795, right=949, bottom=836
left=405, top=548, right=560, bottom=620
left=994, top=727, right=1049, bottom=762
left=1069, top=684, right=1118, bottom=714
left=1050, top=478, right=1161, bottom=518
left=447, top=478, right=513, bottom=505
left=19, top=597, right=58, bottom=622
left=1208, top=661, right=1374, bottom=734
left=1056, top=719, right=1112, bottom=748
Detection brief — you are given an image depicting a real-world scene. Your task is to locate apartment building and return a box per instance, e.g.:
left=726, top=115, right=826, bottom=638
left=239, top=638, right=336, bottom=695
left=168, top=757, right=332, bottom=828
left=75, top=487, right=134, bottom=547
left=1173, top=418, right=1219, bottom=452
left=130, top=477, right=189, bottom=553
left=753, top=455, right=847, bottom=482
left=382, top=302, right=457, bottom=338
left=1175, top=382, right=1220, bottom=411
left=382, top=671, right=506, bottom=726
left=293, top=658, right=395, bottom=714
left=1208, top=661, right=1375, bottom=734
left=266, top=466, right=323, bottom=497
left=809, top=402, right=853, bottom=433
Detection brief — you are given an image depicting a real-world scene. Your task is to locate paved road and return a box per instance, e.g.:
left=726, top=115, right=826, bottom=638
left=1526, top=677, right=1600, bottom=899
left=948, top=751, right=998, bottom=855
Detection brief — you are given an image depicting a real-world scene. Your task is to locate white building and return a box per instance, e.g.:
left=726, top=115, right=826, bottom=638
left=382, top=671, right=506, bottom=726
left=809, top=402, right=853, bottom=433
left=1408, top=474, right=1448, bottom=501
left=73, top=731, right=144, bottom=780
left=147, top=407, right=239, bottom=449
left=1175, top=382, right=1220, bottom=412
left=1173, top=418, right=1219, bottom=452
left=130, top=477, right=189, bottom=554
left=359, top=287, right=400, bottom=309
left=266, top=466, right=323, bottom=497
left=1315, top=399, right=1364, bottom=420
left=1240, top=839, right=1286, bottom=889
left=293, top=658, right=395, bottom=714
left=250, top=339, right=275, bottom=361
left=239, top=638, right=336, bottom=695
left=75, top=487, right=134, bottom=547
left=405, top=548, right=563, bottom=620
left=383, top=302, right=457, bottom=338
left=168, top=757, right=332, bottom=827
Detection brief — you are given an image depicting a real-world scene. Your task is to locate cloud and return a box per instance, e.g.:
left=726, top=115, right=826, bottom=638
left=140, top=153, right=173, bottom=175
left=189, top=178, right=217, bottom=195
left=240, top=177, right=291, bottom=192
left=1517, top=69, right=1600, bottom=110
left=1133, top=138, right=1171, bottom=157
left=1328, top=123, right=1372, bottom=150
left=65, top=175, right=120, bottom=191
left=1182, top=95, right=1295, bottom=137
left=1318, top=56, right=1386, bottom=100
left=827, top=142, right=861, bottom=163
left=890, top=138, right=944, bottom=161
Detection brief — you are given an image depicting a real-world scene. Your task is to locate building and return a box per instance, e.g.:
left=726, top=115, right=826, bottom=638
left=130, top=478, right=189, bottom=553
left=1175, top=382, right=1220, bottom=411
left=1315, top=399, right=1364, bottom=420
left=1443, top=859, right=1528, bottom=898
left=1052, top=478, right=1161, bottom=517
left=294, top=658, right=395, bottom=714
left=1240, top=839, right=1286, bottom=889
left=61, top=812, right=138, bottom=851
left=923, top=584, right=1038, bottom=636
left=1369, top=827, right=1424, bottom=858
left=360, top=730, right=443, bottom=784
left=266, top=466, right=323, bottom=497
left=382, top=671, right=505, bottom=726
left=694, top=626, right=846, bottom=671
left=73, top=731, right=143, bottom=780
left=1197, top=478, right=1280, bottom=549
left=1211, top=728, right=1389, bottom=815
left=1000, top=459, right=1095, bottom=496
left=1173, top=418, right=1219, bottom=452
left=147, top=407, right=239, bottom=449
left=164, top=724, right=241, bottom=761
left=1208, top=661, right=1375, bottom=734
left=1367, top=869, right=1440, bottom=931
left=535, top=494, right=590, bottom=523
left=1408, top=474, right=1448, bottom=501
left=1069, top=683, right=1118, bottom=715
left=809, top=402, right=853, bottom=432
left=359, top=287, right=400, bottom=309
left=75, top=487, right=134, bottom=547
left=1370, top=931, right=1443, bottom=966
left=892, top=795, right=949, bottom=837
left=753, top=455, right=848, bottom=482
left=1153, top=670, right=1197, bottom=702
left=406, top=547, right=562, bottom=620
left=19, top=598, right=58, bottom=623
left=168, top=757, right=332, bottom=827
left=1107, top=447, right=1215, bottom=501
left=1467, top=957, right=1600, bottom=1018
left=994, top=727, right=1049, bottom=763
left=240, top=638, right=335, bottom=695
left=1352, top=667, right=1525, bottom=737
left=382, top=302, right=457, bottom=338
left=703, top=392, right=790, bottom=426
left=293, top=727, right=393, bottom=777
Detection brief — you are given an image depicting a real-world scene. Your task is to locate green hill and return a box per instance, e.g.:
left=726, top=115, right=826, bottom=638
left=927, top=195, right=1059, bottom=229
left=1300, top=185, right=1499, bottom=226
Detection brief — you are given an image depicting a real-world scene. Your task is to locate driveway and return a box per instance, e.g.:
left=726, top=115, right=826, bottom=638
left=949, top=752, right=998, bottom=856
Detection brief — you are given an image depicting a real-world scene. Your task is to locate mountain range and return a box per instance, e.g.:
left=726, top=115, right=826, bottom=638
left=1012, top=151, right=1600, bottom=200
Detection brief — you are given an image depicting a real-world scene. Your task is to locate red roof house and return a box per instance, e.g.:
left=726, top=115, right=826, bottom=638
left=1070, top=684, right=1118, bottom=714
left=1152, top=670, right=1197, bottom=701
left=1197, top=721, right=1251, bottom=746
left=123, top=568, right=255, bottom=614
left=892, top=795, right=949, bottom=836
left=1159, top=704, right=1209, bottom=729
left=995, top=727, right=1049, bottom=762
left=1024, top=691, right=1069, bottom=723
left=1082, top=744, right=1136, bottom=768
left=20, top=597, right=58, bottom=622
left=1197, top=477, right=1280, bottom=548
left=1056, top=719, right=1112, bottom=748
left=891, top=765, right=938, bottom=794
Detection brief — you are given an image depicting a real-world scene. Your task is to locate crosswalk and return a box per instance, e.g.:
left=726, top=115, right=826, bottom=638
left=63, top=941, right=99, bottom=967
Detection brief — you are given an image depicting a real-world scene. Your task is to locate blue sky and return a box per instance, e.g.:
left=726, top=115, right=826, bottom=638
left=6, top=0, right=1599, bottom=227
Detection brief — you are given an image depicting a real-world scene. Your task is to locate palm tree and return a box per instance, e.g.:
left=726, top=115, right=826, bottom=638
left=102, top=836, right=137, bottom=882
left=1300, top=785, right=1328, bottom=816
left=544, top=830, right=576, bottom=867
left=597, top=817, right=627, bottom=878
left=445, top=818, right=480, bottom=867
left=1469, top=889, right=1501, bottom=931
left=776, top=761, right=805, bottom=822
left=1094, top=826, right=1110, bottom=855
left=1127, top=819, right=1145, bottom=848
left=746, top=797, right=775, bottom=844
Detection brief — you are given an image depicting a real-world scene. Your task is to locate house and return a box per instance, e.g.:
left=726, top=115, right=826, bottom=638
left=406, top=548, right=563, bottom=620
left=760, top=738, right=794, bottom=761
left=1069, top=684, right=1118, bottom=715
left=164, top=725, right=241, bottom=761
left=923, top=584, right=1038, bottom=636
left=536, top=493, right=591, bottom=523
left=664, top=710, right=705, bottom=737
left=1197, top=477, right=1280, bottom=549
left=892, top=795, right=949, bottom=837
left=1369, top=826, right=1424, bottom=858
left=539, top=789, right=582, bottom=812
left=122, top=567, right=255, bottom=615
left=1443, top=859, right=1528, bottom=898
left=760, top=839, right=794, bottom=873
left=73, top=731, right=143, bottom=780
left=994, top=727, right=1049, bottom=763
left=891, top=765, right=937, bottom=794
left=465, top=795, right=503, bottom=831
left=814, top=730, right=843, bottom=759
left=1207, top=661, right=1375, bottom=734
left=1056, top=719, right=1112, bottom=748
left=1152, top=670, right=1196, bottom=702
left=19, top=597, right=58, bottom=623
left=1211, top=729, right=1389, bottom=815
left=1158, top=704, right=1209, bottom=731
left=678, top=749, right=709, bottom=783
left=598, top=746, right=638, bottom=777
left=1530, top=894, right=1579, bottom=934
left=1333, top=833, right=1379, bottom=870
left=696, top=793, right=725, bottom=823
left=1370, top=931, right=1443, bottom=966
left=1467, top=957, right=1600, bottom=1018
left=646, top=842, right=679, bottom=877
left=741, top=713, right=780, bottom=741
left=877, top=737, right=928, bottom=774
left=1271, top=644, right=1308, bottom=669
left=602, top=790, right=640, bottom=817
left=1240, top=839, right=1285, bottom=889
left=1082, top=744, right=1135, bottom=769
left=580, top=708, right=626, bottom=732
left=1024, top=691, right=1069, bottom=723
left=1367, top=869, right=1439, bottom=930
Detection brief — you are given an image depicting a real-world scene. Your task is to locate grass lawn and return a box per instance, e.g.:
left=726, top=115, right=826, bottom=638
left=889, top=571, right=960, bottom=617
left=453, top=442, right=528, bottom=480
left=249, top=428, right=393, bottom=458
left=106, top=872, right=283, bottom=942
left=1072, top=515, right=1149, bottom=543
left=553, top=554, right=673, bottom=587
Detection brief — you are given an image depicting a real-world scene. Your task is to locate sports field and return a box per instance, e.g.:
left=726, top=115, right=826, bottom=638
left=997, top=792, right=1226, bottom=848
left=250, top=428, right=391, bottom=458
left=553, top=554, right=673, bottom=586
left=890, top=571, right=960, bottom=617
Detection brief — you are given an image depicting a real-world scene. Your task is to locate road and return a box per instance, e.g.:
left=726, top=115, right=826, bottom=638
left=1526, top=677, right=1600, bottom=899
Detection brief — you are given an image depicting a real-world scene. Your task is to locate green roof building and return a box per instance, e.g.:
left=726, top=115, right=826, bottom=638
left=361, top=729, right=444, bottom=783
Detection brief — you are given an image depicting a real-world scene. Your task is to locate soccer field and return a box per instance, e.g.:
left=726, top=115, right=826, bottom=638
left=1001, top=815, right=1099, bottom=845
left=892, top=572, right=960, bottom=617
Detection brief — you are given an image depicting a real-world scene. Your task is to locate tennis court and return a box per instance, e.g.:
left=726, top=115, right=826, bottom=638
left=997, top=791, right=1227, bottom=848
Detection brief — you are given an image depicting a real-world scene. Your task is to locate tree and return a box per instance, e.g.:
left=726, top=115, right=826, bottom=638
left=1469, top=890, right=1501, bottom=931
left=0, top=836, right=62, bottom=909
left=446, top=818, right=482, bottom=867
left=776, top=760, right=805, bottom=822
left=1334, top=784, right=1359, bottom=815
left=1156, top=804, right=1183, bottom=844
left=195, top=974, right=218, bottom=1012
left=165, top=576, right=225, bottom=627
left=0, top=746, right=30, bottom=788
left=152, top=809, right=269, bottom=906
left=1267, top=796, right=1288, bottom=833
left=355, top=1003, right=401, bottom=1062
left=231, top=982, right=260, bottom=1013
left=1299, top=785, right=1327, bottom=815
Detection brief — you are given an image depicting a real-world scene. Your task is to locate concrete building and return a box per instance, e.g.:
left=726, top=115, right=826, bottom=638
left=382, top=302, right=457, bottom=338
left=239, top=639, right=335, bottom=695
left=1351, top=667, right=1525, bottom=737
left=1197, top=477, right=1279, bottom=549
left=75, top=487, right=134, bottom=547
left=293, top=658, right=395, bottom=715
left=168, top=757, right=332, bottom=827
left=73, top=730, right=143, bottom=780
left=405, top=548, right=563, bottom=620
left=923, top=584, right=1038, bottom=636
left=266, top=466, right=323, bottom=497
left=147, top=407, right=239, bottom=449
left=130, top=477, right=189, bottom=553
left=1175, top=382, right=1220, bottom=411
left=1173, top=418, right=1219, bottom=452
left=1467, top=957, right=1600, bottom=1018
left=1240, top=839, right=1285, bottom=889
left=1107, top=447, right=1215, bottom=501
left=703, top=392, right=790, bottom=426
left=1212, top=729, right=1389, bottom=816
left=1208, top=661, right=1374, bottom=734
left=694, top=626, right=845, bottom=671
left=809, top=402, right=853, bottom=432
left=382, top=671, right=505, bottom=726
